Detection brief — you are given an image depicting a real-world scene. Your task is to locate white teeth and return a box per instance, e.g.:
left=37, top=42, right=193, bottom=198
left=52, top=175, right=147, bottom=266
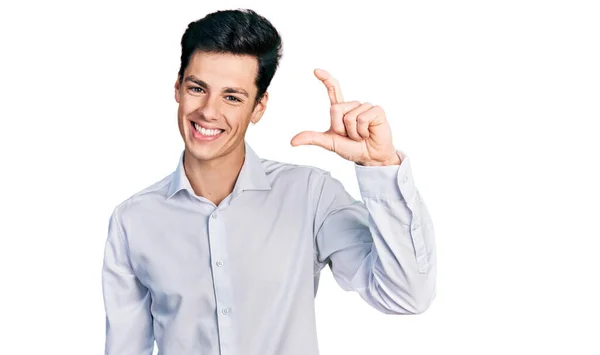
left=193, top=122, right=223, bottom=136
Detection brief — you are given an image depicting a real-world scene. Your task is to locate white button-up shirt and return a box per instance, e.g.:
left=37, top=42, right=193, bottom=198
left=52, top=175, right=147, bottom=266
left=102, top=142, right=437, bottom=355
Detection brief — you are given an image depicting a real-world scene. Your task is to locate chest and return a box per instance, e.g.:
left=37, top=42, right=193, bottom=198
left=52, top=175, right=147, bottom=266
left=126, top=192, right=316, bottom=300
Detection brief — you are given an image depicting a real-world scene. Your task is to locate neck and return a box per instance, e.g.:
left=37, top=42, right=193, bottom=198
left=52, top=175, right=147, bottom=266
left=183, top=142, right=246, bottom=206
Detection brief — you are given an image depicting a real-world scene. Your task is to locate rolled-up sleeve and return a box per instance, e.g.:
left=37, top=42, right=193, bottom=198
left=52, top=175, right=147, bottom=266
left=313, top=150, right=437, bottom=314
left=102, top=207, right=154, bottom=354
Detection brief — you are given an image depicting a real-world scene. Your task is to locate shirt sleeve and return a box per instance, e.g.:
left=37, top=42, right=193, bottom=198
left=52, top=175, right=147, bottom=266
left=313, top=149, right=437, bottom=314
left=102, top=207, right=155, bottom=354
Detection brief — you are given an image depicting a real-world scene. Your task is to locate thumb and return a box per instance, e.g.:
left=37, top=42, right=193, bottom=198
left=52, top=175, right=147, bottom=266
left=290, top=131, right=333, bottom=150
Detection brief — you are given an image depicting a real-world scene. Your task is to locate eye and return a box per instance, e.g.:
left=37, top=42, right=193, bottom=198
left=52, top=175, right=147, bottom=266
left=189, top=86, right=205, bottom=93
left=225, top=95, right=242, bottom=102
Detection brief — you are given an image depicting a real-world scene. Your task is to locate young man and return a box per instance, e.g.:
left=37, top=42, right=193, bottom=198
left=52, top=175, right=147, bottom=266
left=102, top=8, right=437, bottom=355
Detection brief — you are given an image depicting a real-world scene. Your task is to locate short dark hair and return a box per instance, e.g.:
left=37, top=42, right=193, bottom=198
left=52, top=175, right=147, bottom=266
left=178, top=9, right=283, bottom=106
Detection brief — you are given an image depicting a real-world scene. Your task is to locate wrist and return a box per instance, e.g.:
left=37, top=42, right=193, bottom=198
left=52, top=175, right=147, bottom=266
left=359, top=152, right=402, bottom=166
left=357, top=151, right=402, bottom=166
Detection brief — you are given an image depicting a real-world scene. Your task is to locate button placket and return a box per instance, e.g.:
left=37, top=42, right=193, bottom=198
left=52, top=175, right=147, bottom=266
left=207, top=209, right=236, bottom=355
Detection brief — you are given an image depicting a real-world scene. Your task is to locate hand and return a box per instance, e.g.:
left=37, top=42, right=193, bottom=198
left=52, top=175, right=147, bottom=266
left=290, top=68, right=401, bottom=166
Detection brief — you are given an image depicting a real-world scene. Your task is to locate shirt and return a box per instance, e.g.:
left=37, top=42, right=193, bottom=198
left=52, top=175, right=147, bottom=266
left=102, top=141, right=437, bottom=355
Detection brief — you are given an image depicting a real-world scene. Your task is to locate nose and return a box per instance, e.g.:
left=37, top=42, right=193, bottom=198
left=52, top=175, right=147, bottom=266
left=197, top=94, right=220, bottom=122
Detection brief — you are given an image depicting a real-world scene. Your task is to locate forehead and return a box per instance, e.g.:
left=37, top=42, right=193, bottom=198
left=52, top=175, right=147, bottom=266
left=185, top=51, right=258, bottom=90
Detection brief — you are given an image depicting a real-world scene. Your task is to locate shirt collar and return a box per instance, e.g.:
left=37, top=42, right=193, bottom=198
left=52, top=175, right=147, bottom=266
left=167, top=141, right=271, bottom=199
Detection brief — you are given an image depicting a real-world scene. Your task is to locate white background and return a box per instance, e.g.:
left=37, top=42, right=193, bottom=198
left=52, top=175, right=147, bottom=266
left=1, top=0, right=599, bottom=354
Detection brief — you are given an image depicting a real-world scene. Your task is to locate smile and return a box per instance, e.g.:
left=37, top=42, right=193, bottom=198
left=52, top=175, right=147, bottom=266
left=190, top=121, right=225, bottom=141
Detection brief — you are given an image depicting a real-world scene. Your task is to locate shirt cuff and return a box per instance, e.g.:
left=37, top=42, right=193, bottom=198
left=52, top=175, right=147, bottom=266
left=354, top=149, right=417, bottom=201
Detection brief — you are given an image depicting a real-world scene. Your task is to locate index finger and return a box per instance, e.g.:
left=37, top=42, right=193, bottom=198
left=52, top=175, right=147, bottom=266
left=314, top=68, right=344, bottom=105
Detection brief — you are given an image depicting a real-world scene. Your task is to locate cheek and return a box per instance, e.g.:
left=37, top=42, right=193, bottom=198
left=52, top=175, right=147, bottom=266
left=180, top=101, right=196, bottom=116
left=177, top=107, right=187, bottom=131
left=232, top=114, right=251, bottom=130
left=179, top=95, right=202, bottom=115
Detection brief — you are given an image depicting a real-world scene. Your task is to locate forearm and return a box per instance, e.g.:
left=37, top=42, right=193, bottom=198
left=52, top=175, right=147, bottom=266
left=358, top=190, right=437, bottom=314
left=354, top=151, right=437, bottom=314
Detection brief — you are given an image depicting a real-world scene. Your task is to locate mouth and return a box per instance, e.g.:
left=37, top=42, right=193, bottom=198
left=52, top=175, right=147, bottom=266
left=190, top=121, right=225, bottom=141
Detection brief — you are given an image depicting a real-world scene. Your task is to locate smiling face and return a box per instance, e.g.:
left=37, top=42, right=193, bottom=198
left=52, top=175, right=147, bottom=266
left=175, top=51, right=268, bottom=164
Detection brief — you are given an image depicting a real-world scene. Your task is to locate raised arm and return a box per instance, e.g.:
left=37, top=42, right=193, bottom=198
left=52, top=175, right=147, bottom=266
left=291, top=68, right=437, bottom=314
left=313, top=151, right=436, bottom=314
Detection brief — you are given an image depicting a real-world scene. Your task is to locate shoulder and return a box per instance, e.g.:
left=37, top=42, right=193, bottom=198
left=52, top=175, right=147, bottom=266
left=110, top=172, right=173, bottom=222
left=260, top=156, right=331, bottom=184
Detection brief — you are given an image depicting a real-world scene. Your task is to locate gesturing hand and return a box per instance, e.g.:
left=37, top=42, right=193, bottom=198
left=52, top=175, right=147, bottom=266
left=290, top=68, right=401, bottom=166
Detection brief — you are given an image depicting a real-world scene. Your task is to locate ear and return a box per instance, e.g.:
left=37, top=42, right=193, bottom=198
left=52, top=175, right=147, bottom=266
left=250, top=91, right=269, bottom=125
left=174, top=76, right=181, bottom=103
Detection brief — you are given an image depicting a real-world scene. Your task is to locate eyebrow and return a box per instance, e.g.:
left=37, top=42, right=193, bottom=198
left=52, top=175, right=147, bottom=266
left=184, top=75, right=249, bottom=98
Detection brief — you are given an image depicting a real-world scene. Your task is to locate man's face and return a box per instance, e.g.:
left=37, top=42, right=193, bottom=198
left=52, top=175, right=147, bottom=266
left=175, top=51, right=267, bottom=163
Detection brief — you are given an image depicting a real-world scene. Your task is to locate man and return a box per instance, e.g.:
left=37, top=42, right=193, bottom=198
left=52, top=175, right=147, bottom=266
left=102, top=8, right=437, bottom=355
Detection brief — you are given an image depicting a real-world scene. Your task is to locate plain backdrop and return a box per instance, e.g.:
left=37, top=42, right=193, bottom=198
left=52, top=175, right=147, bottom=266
left=1, top=0, right=599, bottom=354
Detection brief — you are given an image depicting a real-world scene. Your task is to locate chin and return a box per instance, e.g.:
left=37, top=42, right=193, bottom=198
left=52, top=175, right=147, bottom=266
left=185, top=140, right=221, bottom=162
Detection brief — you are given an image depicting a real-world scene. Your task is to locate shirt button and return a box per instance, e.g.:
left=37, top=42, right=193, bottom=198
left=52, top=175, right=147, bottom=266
left=402, top=176, right=409, bottom=184
left=221, top=308, right=229, bottom=315
left=212, top=212, right=218, bottom=219
left=216, top=261, right=224, bottom=267
left=412, top=223, right=420, bottom=231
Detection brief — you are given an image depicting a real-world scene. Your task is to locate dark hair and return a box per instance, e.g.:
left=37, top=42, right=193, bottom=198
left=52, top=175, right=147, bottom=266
left=178, top=9, right=283, bottom=106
